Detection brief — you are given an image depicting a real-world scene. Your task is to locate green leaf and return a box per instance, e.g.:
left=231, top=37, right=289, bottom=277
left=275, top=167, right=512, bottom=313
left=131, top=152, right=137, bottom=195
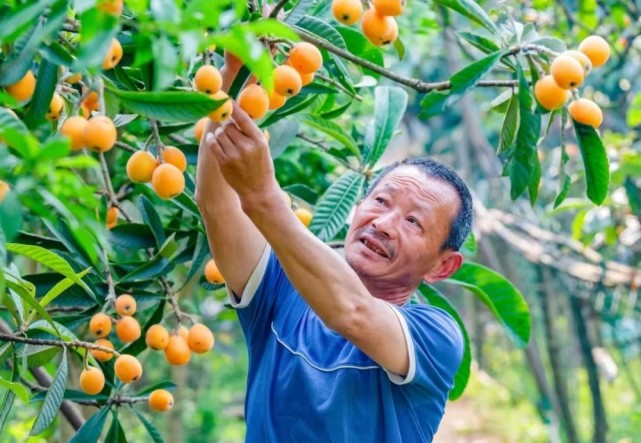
left=108, top=224, right=157, bottom=250
left=457, top=31, right=501, bottom=53
left=69, top=406, right=110, bottom=443
left=30, top=389, right=109, bottom=404
left=72, top=10, right=118, bottom=71
left=135, top=380, right=176, bottom=396
left=23, top=59, right=57, bottom=129
left=285, top=0, right=316, bottom=24
left=181, top=233, right=210, bottom=291
left=30, top=349, right=67, bottom=435
left=105, top=87, right=226, bottom=123
left=27, top=269, right=91, bottom=324
left=507, top=68, right=540, bottom=200
left=138, top=195, right=166, bottom=248
left=295, top=16, right=347, bottom=50
left=118, top=256, right=173, bottom=283
left=39, top=41, right=75, bottom=66
left=0, top=352, right=20, bottom=434
left=158, top=233, right=178, bottom=259
left=433, top=0, right=498, bottom=34
left=301, top=117, right=360, bottom=159
left=0, top=379, right=30, bottom=404
left=105, top=411, right=127, bottom=443
left=5, top=244, right=94, bottom=298
left=497, top=91, right=519, bottom=153
left=420, top=50, right=506, bottom=118
left=573, top=121, right=610, bottom=205
left=0, top=190, right=23, bottom=242
left=461, top=231, right=477, bottom=254
left=265, top=119, right=299, bottom=158
left=528, top=150, right=541, bottom=204
left=5, top=271, right=59, bottom=335
left=152, top=35, right=179, bottom=91
left=417, top=284, right=471, bottom=401
left=531, top=37, right=567, bottom=53
left=0, top=0, right=53, bottom=43
left=393, top=37, right=405, bottom=60
left=310, top=171, right=365, bottom=241
left=626, top=92, right=641, bottom=127
left=363, top=86, right=408, bottom=167
left=336, top=26, right=384, bottom=77
left=447, top=262, right=531, bottom=348
left=134, top=410, right=165, bottom=443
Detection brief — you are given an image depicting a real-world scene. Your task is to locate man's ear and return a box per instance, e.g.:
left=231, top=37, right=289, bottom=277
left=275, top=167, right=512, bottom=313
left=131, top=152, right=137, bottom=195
left=423, top=251, right=463, bottom=284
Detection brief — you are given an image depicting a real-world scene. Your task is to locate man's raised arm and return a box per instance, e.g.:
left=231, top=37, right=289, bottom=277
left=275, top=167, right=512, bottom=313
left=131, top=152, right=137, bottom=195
left=194, top=55, right=267, bottom=298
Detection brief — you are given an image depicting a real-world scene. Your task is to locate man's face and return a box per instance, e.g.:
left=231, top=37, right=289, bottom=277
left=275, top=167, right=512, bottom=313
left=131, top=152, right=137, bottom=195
left=344, top=166, right=461, bottom=287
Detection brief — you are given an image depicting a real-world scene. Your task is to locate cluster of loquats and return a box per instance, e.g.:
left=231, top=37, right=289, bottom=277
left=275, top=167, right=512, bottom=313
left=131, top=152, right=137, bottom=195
left=534, top=35, right=610, bottom=128
left=125, top=144, right=187, bottom=200
left=332, top=0, right=402, bottom=46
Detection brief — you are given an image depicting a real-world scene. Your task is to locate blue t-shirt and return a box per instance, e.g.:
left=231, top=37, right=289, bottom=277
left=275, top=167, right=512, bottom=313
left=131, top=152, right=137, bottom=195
left=227, top=246, right=464, bottom=442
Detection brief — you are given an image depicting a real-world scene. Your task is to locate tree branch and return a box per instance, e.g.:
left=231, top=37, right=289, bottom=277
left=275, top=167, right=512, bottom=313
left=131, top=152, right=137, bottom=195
left=0, top=332, right=121, bottom=357
left=269, top=0, right=289, bottom=18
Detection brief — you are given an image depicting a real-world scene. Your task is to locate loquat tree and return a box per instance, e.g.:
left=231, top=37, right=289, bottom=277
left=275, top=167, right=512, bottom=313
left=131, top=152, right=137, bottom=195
left=0, top=0, right=618, bottom=440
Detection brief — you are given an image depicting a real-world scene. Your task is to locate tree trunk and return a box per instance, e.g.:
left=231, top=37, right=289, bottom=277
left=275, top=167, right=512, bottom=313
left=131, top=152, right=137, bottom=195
left=539, top=266, right=579, bottom=443
left=569, top=295, right=608, bottom=443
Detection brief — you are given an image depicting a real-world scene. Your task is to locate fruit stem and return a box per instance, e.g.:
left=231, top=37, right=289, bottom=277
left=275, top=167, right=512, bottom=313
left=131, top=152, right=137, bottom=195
left=161, top=277, right=184, bottom=325
left=269, top=0, right=290, bottom=18
left=150, top=119, right=165, bottom=157
left=98, top=153, right=133, bottom=223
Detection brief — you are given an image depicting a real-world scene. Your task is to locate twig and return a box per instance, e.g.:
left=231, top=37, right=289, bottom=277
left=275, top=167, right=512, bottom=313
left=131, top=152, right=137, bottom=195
left=99, top=153, right=133, bottom=223
left=160, top=277, right=186, bottom=326
left=315, top=73, right=363, bottom=101
left=269, top=0, right=289, bottom=18
left=150, top=119, right=164, bottom=156
left=0, top=332, right=121, bottom=357
left=114, top=141, right=137, bottom=153
left=168, top=134, right=192, bottom=145
left=295, top=133, right=360, bottom=173
left=73, top=395, right=148, bottom=407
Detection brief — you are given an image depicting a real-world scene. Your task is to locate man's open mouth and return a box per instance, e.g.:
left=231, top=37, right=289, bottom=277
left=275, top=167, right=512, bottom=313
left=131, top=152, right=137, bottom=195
left=360, top=238, right=389, bottom=258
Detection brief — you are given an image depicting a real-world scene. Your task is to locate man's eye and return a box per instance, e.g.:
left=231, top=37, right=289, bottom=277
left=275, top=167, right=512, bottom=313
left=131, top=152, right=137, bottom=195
left=408, top=217, right=421, bottom=227
left=375, top=197, right=385, bottom=204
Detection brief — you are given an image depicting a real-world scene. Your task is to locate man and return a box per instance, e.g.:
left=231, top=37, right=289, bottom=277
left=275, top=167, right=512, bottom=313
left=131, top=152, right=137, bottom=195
left=195, top=56, right=472, bottom=442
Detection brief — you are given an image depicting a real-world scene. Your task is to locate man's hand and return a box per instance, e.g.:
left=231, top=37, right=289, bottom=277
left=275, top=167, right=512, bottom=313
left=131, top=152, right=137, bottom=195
left=205, top=101, right=278, bottom=203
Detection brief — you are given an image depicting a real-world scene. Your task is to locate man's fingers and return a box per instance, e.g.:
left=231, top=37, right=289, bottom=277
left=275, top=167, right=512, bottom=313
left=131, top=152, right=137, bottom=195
left=230, top=100, right=263, bottom=139
left=213, top=126, right=235, bottom=155
left=205, top=132, right=226, bottom=162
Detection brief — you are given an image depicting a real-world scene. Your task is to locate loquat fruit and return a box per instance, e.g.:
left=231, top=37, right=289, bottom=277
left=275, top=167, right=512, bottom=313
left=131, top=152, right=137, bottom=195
left=164, top=335, right=191, bottom=365
left=361, top=8, right=398, bottom=46
left=238, top=84, right=270, bottom=120
left=563, top=50, right=592, bottom=75
left=91, top=338, right=114, bottom=362
left=194, top=117, right=208, bottom=142
left=268, top=90, right=287, bottom=111
left=146, top=324, right=170, bottom=350
left=289, top=42, right=323, bottom=74
left=64, top=73, right=83, bottom=84
left=194, top=65, right=223, bottom=94
left=115, top=293, right=137, bottom=316
left=45, top=93, right=64, bottom=121
left=97, top=0, right=123, bottom=15
left=0, top=180, right=10, bottom=203
left=295, top=208, right=313, bottom=227
left=106, top=206, right=119, bottom=229
left=79, top=366, right=105, bottom=395
left=274, top=65, right=302, bottom=97
left=90, top=312, right=112, bottom=338
left=83, top=90, right=100, bottom=112
left=187, top=323, right=215, bottom=354
left=103, top=38, right=123, bottom=70
left=209, top=90, right=233, bottom=122
left=578, top=35, right=610, bottom=68
left=204, top=258, right=224, bottom=284
left=178, top=325, right=189, bottom=341
left=534, top=75, right=570, bottom=111
left=331, top=0, right=363, bottom=25
left=60, top=116, right=88, bottom=150
left=569, top=98, right=603, bottom=128
left=114, top=354, right=143, bottom=383
left=149, top=389, right=174, bottom=412
left=550, top=55, right=584, bottom=89
left=300, top=71, right=315, bottom=87
left=116, top=316, right=141, bottom=343
left=5, top=70, right=36, bottom=102
left=84, top=116, right=117, bottom=152
left=151, top=163, right=185, bottom=199
left=161, top=146, right=187, bottom=172
left=126, top=151, right=159, bottom=183
left=372, top=0, right=405, bottom=16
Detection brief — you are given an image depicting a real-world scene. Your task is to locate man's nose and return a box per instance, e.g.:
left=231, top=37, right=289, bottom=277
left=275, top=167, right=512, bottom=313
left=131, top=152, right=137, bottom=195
left=372, top=211, right=398, bottom=238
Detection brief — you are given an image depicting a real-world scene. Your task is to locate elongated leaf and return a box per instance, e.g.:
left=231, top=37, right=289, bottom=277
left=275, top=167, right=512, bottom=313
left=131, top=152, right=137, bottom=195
left=31, top=349, right=67, bottom=435
left=295, top=16, right=347, bottom=50
left=134, top=410, right=165, bottom=443
left=446, top=262, right=530, bottom=348
left=302, top=117, right=360, bottom=158
left=457, top=31, right=501, bottom=53
left=69, top=406, right=110, bottom=443
left=37, top=269, right=91, bottom=311
left=135, top=380, right=176, bottom=396
left=118, top=257, right=173, bottom=282
left=528, top=150, right=541, bottom=204
left=573, top=121, right=609, bottom=205
left=336, top=26, right=384, bottom=76
left=6, top=244, right=93, bottom=297
left=5, top=273, right=59, bottom=335
left=364, top=86, right=408, bottom=167
left=420, top=50, right=507, bottom=118
left=497, top=92, right=519, bottom=153
left=138, top=195, right=165, bottom=248
left=105, top=411, right=127, bottom=443
left=310, top=171, right=365, bottom=241
left=181, top=233, right=210, bottom=291
left=417, top=284, right=471, bottom=401
left=30, top=389, right=109, bottom=404
left=507, top=68, right=540, bottom=200
left=433, top=0, right=498, bottom=34
left=261, top=94, right=319, bottom=126
left=285, top=0, right=316, bottom=24
left=0, top=379, right=30, bottom=404
left=23, top=58, right=57, bottom=129
left=554, top=110, right=571, bottom=208
left=109, top=224, right=157, bottom=250
left=106, top=87, right=227, bottom=123
left=0, top=0, right=52, bottom=42
left=0, top=353, right=20, bottom=434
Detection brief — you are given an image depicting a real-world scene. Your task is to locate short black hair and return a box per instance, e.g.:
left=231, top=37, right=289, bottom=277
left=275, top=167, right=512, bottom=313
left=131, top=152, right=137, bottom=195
left=364, top=157, right=473, bottom=251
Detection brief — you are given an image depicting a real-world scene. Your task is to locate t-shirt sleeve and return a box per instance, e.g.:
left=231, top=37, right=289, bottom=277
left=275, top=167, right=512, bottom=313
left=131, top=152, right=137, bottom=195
left=225, top=244, right=294, bottom=347
left=384, top=304, right=464, bottom=393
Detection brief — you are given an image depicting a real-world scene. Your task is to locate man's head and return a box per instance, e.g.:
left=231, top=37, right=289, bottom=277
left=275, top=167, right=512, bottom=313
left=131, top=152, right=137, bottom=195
left=344, top=157, right=473, bottom=303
